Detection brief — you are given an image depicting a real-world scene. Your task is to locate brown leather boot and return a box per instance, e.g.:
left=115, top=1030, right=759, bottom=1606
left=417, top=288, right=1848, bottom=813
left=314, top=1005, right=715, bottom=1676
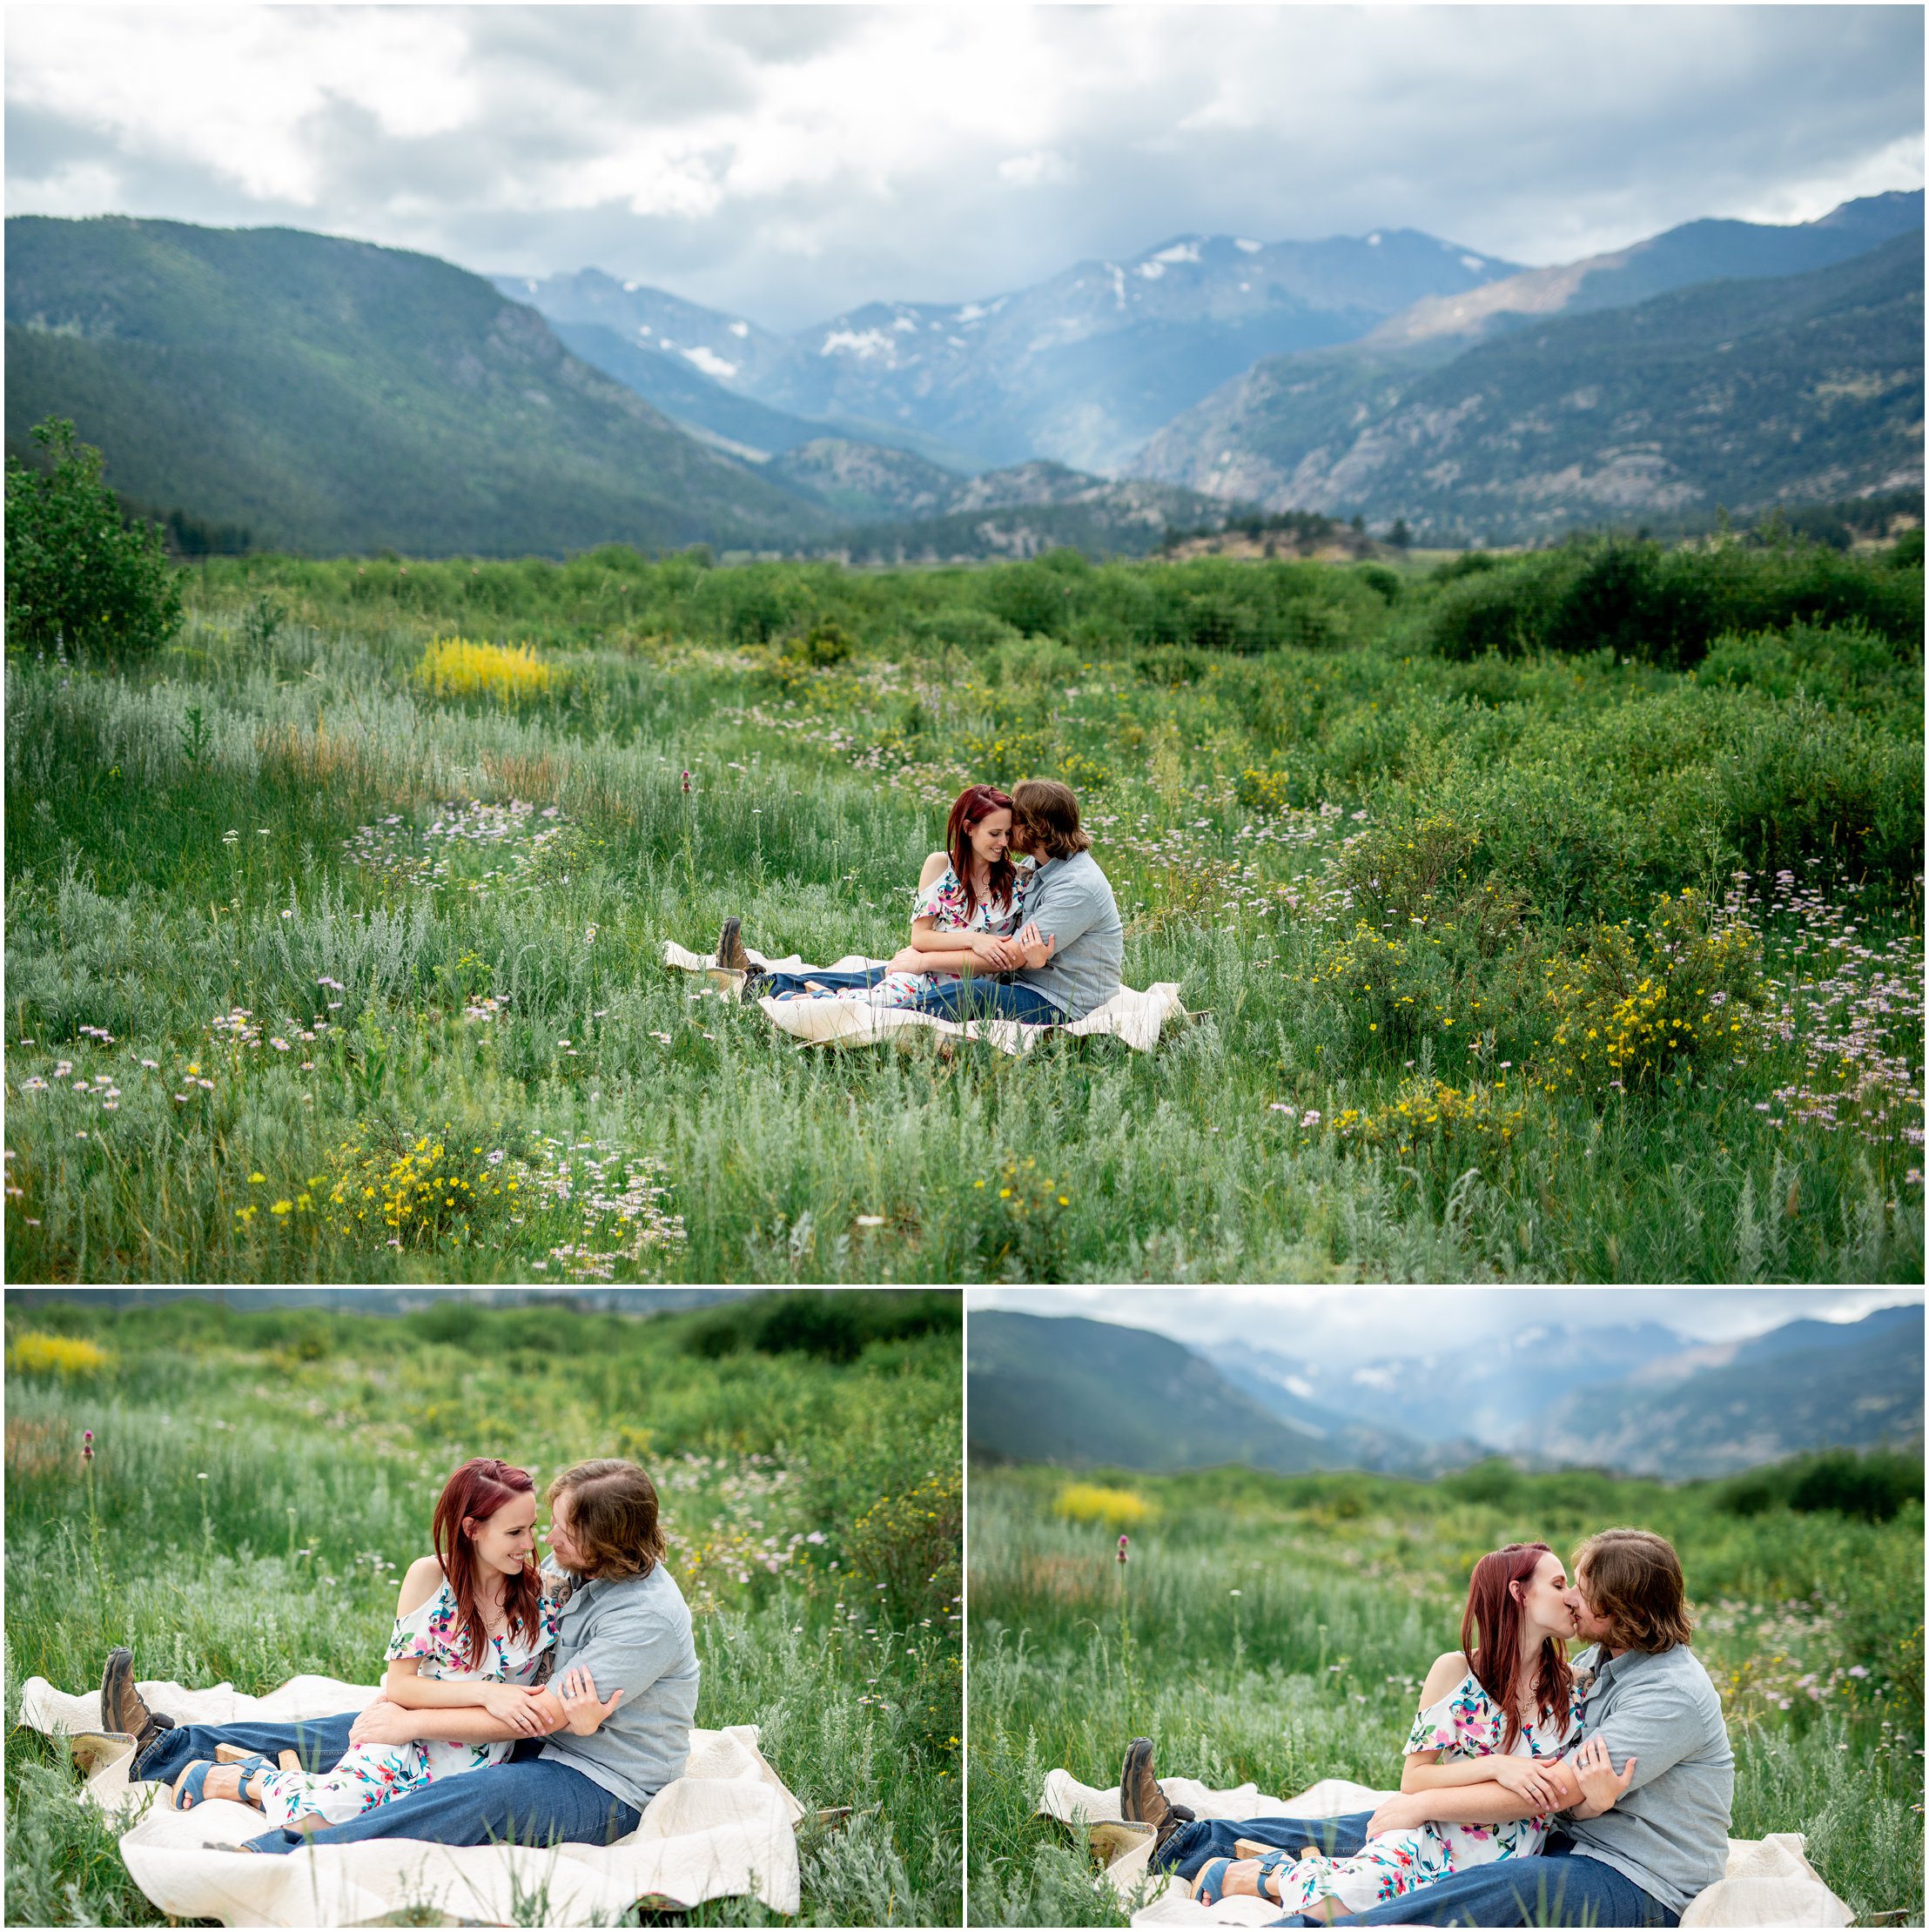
left=716, top=918, right=752, bottom=973
left=1120, top=1737, right=1170, bottom=1827
left=99, top=1648, right=175, bottom=1764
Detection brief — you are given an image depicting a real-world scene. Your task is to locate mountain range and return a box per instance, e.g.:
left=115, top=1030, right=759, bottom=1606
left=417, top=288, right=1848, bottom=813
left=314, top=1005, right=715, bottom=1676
left=3, top=218, right=1234, bottom=560
left=498, top=228, right=1521, bottom=476
left=8, top=191, right=1920, bottom=560
left=1138, top=218, right=1925, bottom=540
left=968, top=1303, right=1924, bottom=1480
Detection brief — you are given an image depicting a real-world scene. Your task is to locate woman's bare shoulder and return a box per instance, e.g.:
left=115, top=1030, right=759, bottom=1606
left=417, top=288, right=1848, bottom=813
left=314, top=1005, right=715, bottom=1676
left=918, top=850, right=950, bottom=887
left=1420, top=1650, right=1471, bottom=1701
left=395, top=1555, right=447, bottom=1616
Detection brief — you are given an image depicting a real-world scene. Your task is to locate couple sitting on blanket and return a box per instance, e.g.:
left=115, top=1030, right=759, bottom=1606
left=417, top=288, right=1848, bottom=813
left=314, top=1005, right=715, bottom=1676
left=97, top=1456, right=696, bottom=1856
left=1120, top=1528, right=1733, bottom=1928
left=717, top=776, right=1124, bottom=1025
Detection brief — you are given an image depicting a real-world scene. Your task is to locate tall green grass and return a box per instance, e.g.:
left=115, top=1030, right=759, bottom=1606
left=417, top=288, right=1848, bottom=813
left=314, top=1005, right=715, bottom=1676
left=965, top=1463, right=1924, bottom=1928
left=3, top=1296, right=962, bottom=1927
left=4, top=543, right=1920, bottom=1282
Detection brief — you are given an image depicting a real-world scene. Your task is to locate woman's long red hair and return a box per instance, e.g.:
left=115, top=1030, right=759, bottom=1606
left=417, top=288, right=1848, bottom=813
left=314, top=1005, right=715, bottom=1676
left=945, top=785, right=1018, bottom=922
left=1461, top=1541, right=1574, bottom=1751
left=431, top=1458, right=542, bottom=1670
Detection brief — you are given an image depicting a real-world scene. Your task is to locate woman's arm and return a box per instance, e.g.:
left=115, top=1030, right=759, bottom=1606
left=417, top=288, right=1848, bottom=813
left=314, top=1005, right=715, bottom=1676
left=383, top=1659, right=552, bottom=1728
left=1402, top=1751, right=1562, bottom=1807
left=350, top=1692, right=568, bottom=1751
left=1371, top=1754, right=1604, bottom=1840
left=888, top=944, right=982, bottom=975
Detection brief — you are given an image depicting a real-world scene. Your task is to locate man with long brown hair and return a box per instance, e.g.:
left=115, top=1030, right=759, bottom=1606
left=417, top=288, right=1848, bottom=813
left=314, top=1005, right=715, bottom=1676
left=1127, top=1526, right=1732, bottom=1927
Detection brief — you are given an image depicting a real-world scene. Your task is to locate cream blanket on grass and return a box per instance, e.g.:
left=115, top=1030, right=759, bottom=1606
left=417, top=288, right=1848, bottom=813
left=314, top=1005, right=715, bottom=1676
left=662, top=940, right=1186, bottom=1055
left=1038, top=1768, right=1853, bottom=1929
left=20, top=1673, right=803, bottom=1929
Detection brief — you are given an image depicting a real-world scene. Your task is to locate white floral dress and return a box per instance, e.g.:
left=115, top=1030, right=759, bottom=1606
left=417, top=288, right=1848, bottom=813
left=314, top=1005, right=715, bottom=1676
left=827, top=857, right=1034, bottom=1009
left=1263, top=1669, right=1581, bottom=1917
left=252, top=1573, right=559, bottom=1830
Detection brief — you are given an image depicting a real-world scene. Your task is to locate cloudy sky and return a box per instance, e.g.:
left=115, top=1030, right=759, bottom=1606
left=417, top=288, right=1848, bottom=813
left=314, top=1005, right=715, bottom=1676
left=964, top=1288, right=1922, bottom=1365
left=7, top=5, right=1922, bottom=331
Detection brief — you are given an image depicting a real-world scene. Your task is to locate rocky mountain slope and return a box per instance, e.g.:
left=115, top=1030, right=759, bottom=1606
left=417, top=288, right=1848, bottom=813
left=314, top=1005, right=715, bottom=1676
left=5, top=217, right=831, bottom=556
left=1136, top=226, right=1925, bottom=540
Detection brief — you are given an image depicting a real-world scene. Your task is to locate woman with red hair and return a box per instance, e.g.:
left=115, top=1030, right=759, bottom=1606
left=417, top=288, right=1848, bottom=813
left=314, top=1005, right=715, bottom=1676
left=165, top=1458, right=611, bottom=1830
left=736, top=784, right=1035, bottom=1007
left=1193, top=1542, right=1629, bottom=1917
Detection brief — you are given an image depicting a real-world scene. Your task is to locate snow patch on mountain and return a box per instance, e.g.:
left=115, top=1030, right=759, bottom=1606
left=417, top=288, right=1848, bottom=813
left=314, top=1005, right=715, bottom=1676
left=681, top=345, right=738, bottom=380
left=727, top=320, right=749, bottom=339
left=820, top=327, right=897, bottom=360
left=1137, top=260, right=1166, bottom=280
left=1235, top=238, right=1263, bottom=253
left=1152, top=240, right=1202, bottom=264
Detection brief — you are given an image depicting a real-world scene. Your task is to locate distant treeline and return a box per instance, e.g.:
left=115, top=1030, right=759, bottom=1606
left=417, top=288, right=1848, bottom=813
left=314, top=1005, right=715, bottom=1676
left=195, top=524, right=1922, bottom=668
left=1082, top=1446, right=1925, bottom=1526
left=13, top=1288, right=958, bottom=1366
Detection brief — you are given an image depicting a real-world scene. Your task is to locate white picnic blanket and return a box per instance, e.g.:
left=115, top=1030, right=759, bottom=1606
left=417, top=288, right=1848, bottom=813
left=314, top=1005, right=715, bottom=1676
left=1038, top=1767, right=1853, bottom=1929
left=20, top=1673, right=803, bottom=1929
left=662, top=941, right=1186, bottom=1055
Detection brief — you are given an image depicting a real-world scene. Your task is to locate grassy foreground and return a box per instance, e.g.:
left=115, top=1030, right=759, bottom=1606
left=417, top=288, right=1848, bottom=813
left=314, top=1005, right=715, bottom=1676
left=965, top=1461, right=1925, bottom=1928
left=3, top=1293, right=963, bottom=1927
left=3, top=543, right=1921, bottom=1281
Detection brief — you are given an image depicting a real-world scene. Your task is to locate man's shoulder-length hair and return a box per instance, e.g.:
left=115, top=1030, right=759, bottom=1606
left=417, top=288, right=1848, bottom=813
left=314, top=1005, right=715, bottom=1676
left=1012, top=777, right=1092, bottom=859
left=547, top=1458, right=666, bottom=1581
left=1574, top=1526, right=1695, bottom=1653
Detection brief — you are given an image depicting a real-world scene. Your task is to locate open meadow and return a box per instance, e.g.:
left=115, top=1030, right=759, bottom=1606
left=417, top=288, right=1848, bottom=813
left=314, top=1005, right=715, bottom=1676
left=965, top=1458, right=1926, bottom=1928
left=2, top=1292, right=963, bottom=1927
left=3, top=537, right=1922, bottom=1281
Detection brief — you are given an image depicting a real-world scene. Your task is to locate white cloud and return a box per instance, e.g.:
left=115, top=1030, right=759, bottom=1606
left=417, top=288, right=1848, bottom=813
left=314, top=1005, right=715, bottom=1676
left=4, top=4, right=1920, bottom=330
left=998, top=149, right=1074, bottom=188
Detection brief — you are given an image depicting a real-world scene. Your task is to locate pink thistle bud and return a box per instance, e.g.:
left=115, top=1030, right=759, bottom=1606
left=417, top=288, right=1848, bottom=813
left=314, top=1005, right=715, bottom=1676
left=682, top=770, right=691, bottom=794
left=1117, top=1534, right=1129, bottom=1565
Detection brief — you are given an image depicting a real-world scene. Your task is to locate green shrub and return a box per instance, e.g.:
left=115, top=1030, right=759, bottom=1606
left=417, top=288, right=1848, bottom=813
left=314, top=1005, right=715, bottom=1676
left=905, top=607, right=1023, bottom=653
left=1424, top=540, right=1925, bottom=667
left=684, top=1290, right=960, bottom=1363
left=1789, top=1450, right=1925, bottom=1524
left=1698, top=621, right=1921, bottom=718
left=4, top=418, right=184, bottom=659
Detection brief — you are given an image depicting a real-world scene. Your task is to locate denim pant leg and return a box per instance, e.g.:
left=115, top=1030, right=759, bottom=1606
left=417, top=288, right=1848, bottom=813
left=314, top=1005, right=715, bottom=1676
left=756, top=966, right=888, bottom=999
left=1155, top=1811, right=1373, bottom=1882
left=913, top=978, right=1066, bottom=1024
left=1268, top=1842, right=1679, bottom=1929
left=241, top=1756, right=642, bottom=1855
left=131, top=1714, right=359, bottom=1788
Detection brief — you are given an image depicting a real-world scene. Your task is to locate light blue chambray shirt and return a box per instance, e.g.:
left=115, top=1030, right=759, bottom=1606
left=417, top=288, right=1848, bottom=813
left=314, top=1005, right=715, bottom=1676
left=537, top=1555, right=699, bottom=1815
left=1558, top=1641, right=1734, bottom=1914
left=1012, top=849, right=1124, bottom=1019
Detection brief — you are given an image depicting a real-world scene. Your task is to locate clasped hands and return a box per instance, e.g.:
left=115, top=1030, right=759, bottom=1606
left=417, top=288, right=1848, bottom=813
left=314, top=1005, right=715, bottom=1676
left=886, top=922, right=1053, bottom=976
left=1365, top=1734, right=1636, bottom=1838
left=349, top=1668, right=622, bottom=1748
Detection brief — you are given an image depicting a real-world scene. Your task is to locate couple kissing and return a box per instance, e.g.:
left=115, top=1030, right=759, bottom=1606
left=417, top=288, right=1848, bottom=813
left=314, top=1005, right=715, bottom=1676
left=1119, top=1527, right=1733, bottom=1928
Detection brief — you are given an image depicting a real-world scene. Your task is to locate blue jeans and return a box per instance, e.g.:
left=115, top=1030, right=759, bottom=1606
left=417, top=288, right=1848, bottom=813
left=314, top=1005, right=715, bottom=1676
left=241, top=1741, right=641, bottom=1855
left=131, top=1713, right=359, bottom=1787
left=754, top=965, right=890, bottom=1000
left=912, top=978, right=1065, bottom=1023
left=1267, top=1833, right=1678, bottom=1929
left=1154, top=1810, right=1372, bottom=1882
